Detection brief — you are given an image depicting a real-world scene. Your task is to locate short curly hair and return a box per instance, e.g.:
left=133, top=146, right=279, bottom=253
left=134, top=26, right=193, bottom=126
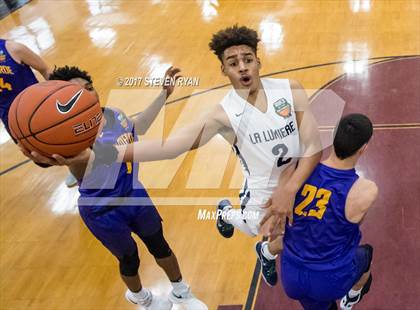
left=209, top=25, right=260, bottom=62
left=49, top=65, right=93, bottom=83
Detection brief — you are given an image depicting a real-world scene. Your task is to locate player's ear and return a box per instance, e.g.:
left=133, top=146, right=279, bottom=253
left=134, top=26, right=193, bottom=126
left=221, top=64, right=227, bottom=76
left=359, top=143, right=368, bottom=155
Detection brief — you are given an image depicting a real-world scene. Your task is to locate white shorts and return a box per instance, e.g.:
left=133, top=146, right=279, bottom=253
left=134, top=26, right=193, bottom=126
left=241, top=205, right=266, bottom=236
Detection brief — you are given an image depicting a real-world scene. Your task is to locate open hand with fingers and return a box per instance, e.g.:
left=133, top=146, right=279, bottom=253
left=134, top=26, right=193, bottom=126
left=18, top=142, right=92, bottom=167
left=259, top=188, right=296, bottom=237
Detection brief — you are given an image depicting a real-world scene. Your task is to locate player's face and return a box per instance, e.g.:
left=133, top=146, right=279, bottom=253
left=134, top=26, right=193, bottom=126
left=69, top=77, right=105, bottom=137
left=69, top=77, right=99, bottom=101
left=221, top=45, right=261, bottom=93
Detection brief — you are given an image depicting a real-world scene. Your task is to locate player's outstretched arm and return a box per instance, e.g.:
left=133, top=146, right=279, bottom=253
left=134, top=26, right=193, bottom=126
left=6, top=41, right=52, bottom=80
left=117, top=109, right=224, bottom=162
left=261, top=80, right=322, bottom=233
left=131, top=66, right=181, bottom=135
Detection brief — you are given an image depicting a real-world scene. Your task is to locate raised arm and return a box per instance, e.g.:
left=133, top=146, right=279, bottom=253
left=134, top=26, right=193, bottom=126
left=6, top=41, right=52, bottom=80
left=131, top=66, right=181, bottom=135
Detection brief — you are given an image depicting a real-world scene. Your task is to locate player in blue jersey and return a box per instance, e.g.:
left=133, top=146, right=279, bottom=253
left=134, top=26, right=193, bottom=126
left=0, top=39, right=50, bottom=136
left=277, top=113, right=378, bottom=310
left=21, top=66, right=207, bottom=310
left=0, top=39, right=78, bottom=187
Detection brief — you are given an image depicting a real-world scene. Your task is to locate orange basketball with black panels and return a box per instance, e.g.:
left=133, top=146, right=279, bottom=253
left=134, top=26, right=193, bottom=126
left=8, top=80, right=102, bottom=157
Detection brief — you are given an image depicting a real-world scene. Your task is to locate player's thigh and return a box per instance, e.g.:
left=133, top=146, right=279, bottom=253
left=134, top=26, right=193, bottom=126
left=79, top=206, right=137, bottom=258
left=280, top=256, right=310, bottom=300
left=129, top=204, right=163, bottom=238
left=282, top=255, right=351, bottom=301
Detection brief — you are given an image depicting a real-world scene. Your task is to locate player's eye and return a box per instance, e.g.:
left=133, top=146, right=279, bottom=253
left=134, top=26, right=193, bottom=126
left=229, top=61, right=237, bottom=67
left=245, top=58, right=253, bottom=63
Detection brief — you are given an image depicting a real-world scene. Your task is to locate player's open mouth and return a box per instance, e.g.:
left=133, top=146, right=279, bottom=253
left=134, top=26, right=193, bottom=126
left=240, top=76, right=252, bottom=86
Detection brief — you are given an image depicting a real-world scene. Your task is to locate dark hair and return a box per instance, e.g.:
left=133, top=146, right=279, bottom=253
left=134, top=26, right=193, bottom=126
left=49, top=65, right=93, bottom=83
left=209, top=25, right=260, bottom=62
left=333, top=113, right=373, bottom=159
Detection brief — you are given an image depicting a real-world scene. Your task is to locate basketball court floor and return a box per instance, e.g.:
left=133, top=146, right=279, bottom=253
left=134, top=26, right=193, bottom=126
left=0, top=1, right=419, bottom=309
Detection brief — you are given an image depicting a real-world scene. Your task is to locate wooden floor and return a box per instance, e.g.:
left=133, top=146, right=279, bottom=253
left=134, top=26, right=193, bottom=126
left=0, top=1, right=419, bottom=309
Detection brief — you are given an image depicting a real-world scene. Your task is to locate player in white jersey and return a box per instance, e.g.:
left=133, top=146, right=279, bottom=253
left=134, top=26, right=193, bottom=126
left=217, top=77, right=300, bottom=238
left=31, top=26, right=322, bottom=287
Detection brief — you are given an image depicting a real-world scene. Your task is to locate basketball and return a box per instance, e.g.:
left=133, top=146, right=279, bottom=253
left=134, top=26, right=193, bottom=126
left=7, top=80, right=102, bottom=157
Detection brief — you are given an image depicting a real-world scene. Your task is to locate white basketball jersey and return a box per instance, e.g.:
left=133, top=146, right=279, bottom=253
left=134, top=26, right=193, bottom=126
left=220, top=78, right=300, bottom=209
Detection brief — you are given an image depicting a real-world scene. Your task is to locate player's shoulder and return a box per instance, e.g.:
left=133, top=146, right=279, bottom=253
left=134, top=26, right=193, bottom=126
left=103, top=106, right=131, bottom=127
left=348, top=177, right=379, bottom=210
left=355, top=177, right=378, bottom=196
left=5, top=40, right=27, bottom=61
left=209, top=103, right=231, bottom=128
left=262, top=78, right=306, bottom=102
left=5, top=40, right=19, bottom=51
left=104, top=106, right=127, bottom=118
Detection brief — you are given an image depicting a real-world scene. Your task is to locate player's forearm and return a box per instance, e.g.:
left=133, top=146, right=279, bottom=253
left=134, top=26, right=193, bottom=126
left=16, top=43, right=52, bottom=80
left=132, top=90, right=167, bottom=135
left=116, top=136, right=195, bottom=162
left=282, top=151, right=321, bottom=193
left=68, top=162, right=89, bottom=181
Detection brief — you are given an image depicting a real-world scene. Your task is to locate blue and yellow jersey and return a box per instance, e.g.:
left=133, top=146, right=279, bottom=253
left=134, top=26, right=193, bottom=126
left=78, top=108, right=151, bottom=213
left=0, top=39, right=38, bottom=127
left=283, top=163, right=361, bottom=271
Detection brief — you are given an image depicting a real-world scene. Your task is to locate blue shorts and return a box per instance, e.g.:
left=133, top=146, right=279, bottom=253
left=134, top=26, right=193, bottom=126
left=78, top=195, right=162, bottom=259
left=281, top=245, right=373, bottom=310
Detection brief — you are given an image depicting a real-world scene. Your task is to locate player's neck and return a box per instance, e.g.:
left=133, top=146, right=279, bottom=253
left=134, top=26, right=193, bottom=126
left=247, top=79, right=265, bottom=107
left=323, top=154, right=356, bottom=170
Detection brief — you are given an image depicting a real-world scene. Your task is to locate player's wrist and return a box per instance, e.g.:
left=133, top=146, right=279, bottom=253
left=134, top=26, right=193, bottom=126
left=275, top=184, right=297, bottom=197
left=284, top=180, right=301, bottom=194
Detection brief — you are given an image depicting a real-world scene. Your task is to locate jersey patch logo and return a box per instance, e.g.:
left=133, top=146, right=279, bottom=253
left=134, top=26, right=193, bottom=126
left=117, top=113, right=128, bottom=128
left=0, top=51, right=5, bottom=63
left=56, top=89, right=83, bottom=114
left=273, top=98, right=292, bottom=118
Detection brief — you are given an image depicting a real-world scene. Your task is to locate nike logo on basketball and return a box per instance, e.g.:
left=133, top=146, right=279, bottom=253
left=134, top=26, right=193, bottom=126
left=56, top=89, right=83, bottom=114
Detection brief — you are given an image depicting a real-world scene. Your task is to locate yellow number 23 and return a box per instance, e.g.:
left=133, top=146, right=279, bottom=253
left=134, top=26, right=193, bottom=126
left=294, top=184, right=332, bottom=220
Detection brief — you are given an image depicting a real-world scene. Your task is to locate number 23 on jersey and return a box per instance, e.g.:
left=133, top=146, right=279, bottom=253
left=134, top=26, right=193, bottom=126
left=295, top=184, right=332, bottom=220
